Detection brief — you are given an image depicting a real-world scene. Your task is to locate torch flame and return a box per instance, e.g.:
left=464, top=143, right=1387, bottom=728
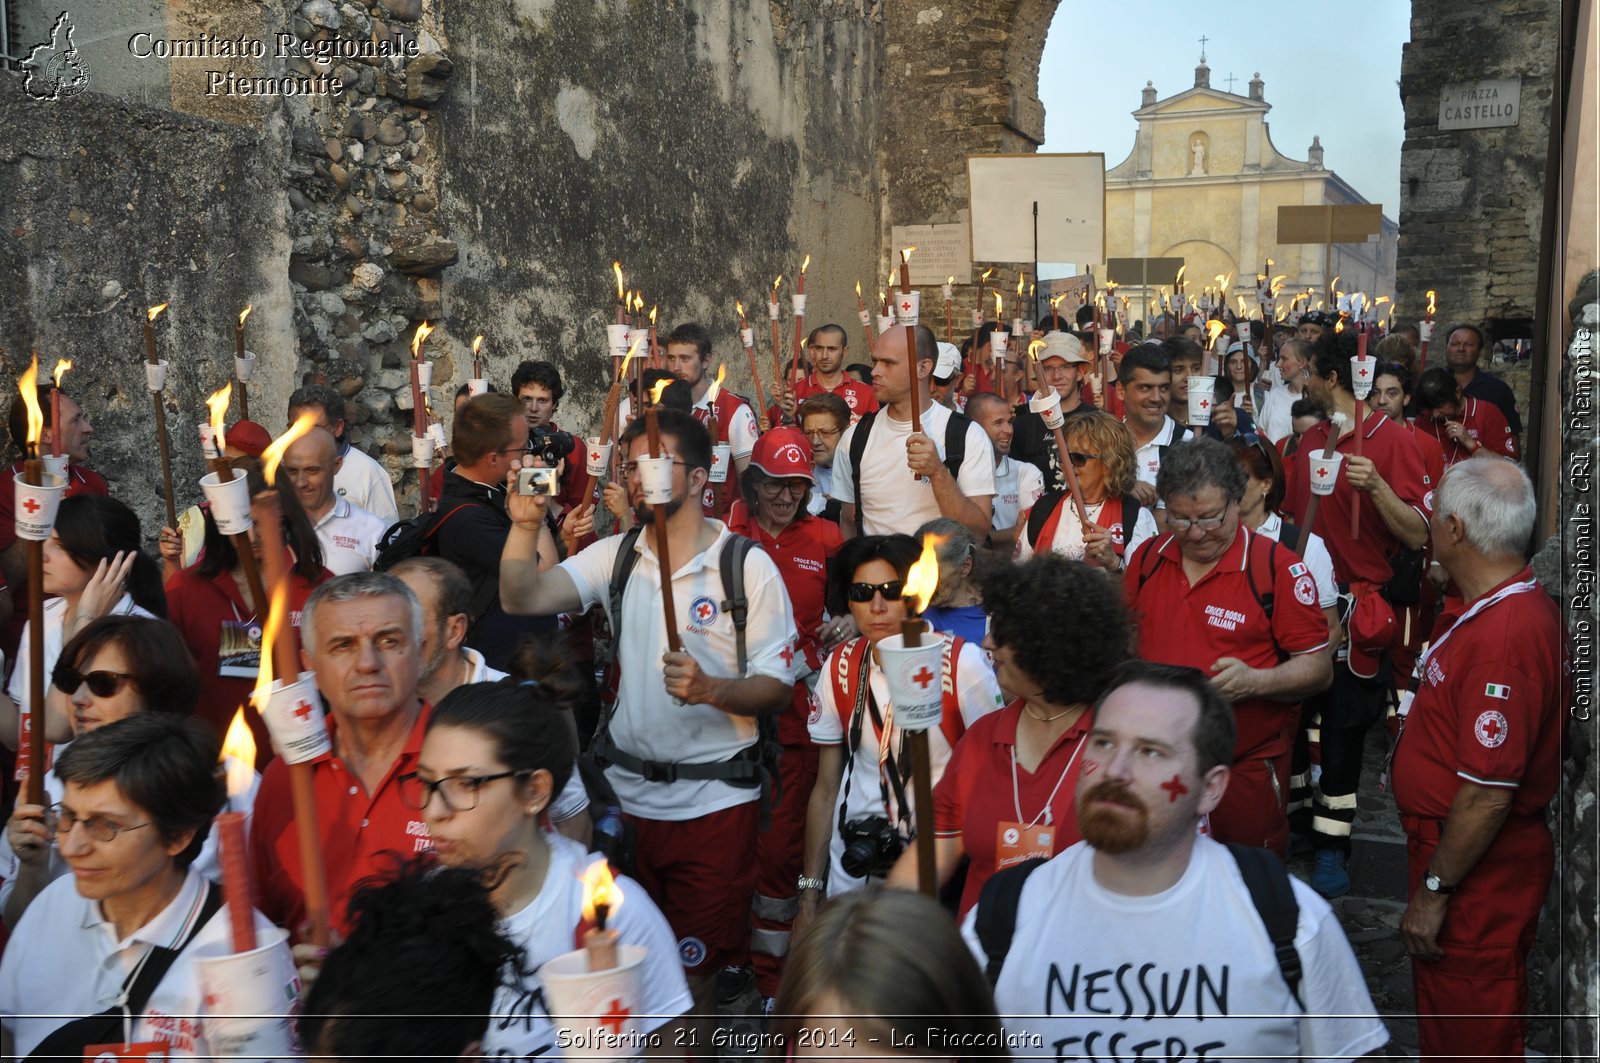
left=901, top=247, right=916, bottom=264
left=736, top=299, right=746, bottom=318
left=1174, top=266, right=1187, bottom=288
left=53, top=359, right=72, bottom=388
left=634, top=293, right=645, bottom=315
left=854, top=281, right=862, bottom=299
left=649, top=305, right=657, bottom=326
left=147, top=303, right=169, bottom=323
left=1426, top=290, right=1436, bottom=315
left=613, top=262, right=624, bottom=302
left=1027, top=339, right=1047, bottom=361
left=1270, top=274, right=1288, bottom=292
left=410, top=321, right=433, bottom=360
left=616, top=337, right=641, bottom=382
left=947, top=275, right=955, bottom=286
left=994, top=292, right=1003, bottom=316
left=472, top=335, right=484, bottom=356
left=706, top=364, right=726, bottom=404
left=981, top=268, right=995, bottom=282
left=773, top=276, right=783, bottom=295
left=801, top=254, right=811, bottom=274
left=1017, top=274, right=1025, bottom=296
left=221, top=707, right=257, bottom=799
left=251, top=580, right=292, bottom=704
left=238, top=305, right=253, bottom=328
left=262, top=411, right=320, bottom=485
left=1206, top=320, right=1227, bottom=345
left=18, top=356, right=42, bottom=453
left=902, top=534, right=942, bottom=615
left=1335, top=318, right=1346, bottom=333
left=649, top=379, right=671, bottom=406
left=582, top=859, right=623, bottom=923
left=205, top=384, right=233, bottom=453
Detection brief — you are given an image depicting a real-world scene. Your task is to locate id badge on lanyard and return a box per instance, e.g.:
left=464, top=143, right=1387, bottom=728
left=84, top=1043, right=171, bottom=1061
left=218, top=618, right=263, bottom=679
left=994, top=821, right=1055, bottom=869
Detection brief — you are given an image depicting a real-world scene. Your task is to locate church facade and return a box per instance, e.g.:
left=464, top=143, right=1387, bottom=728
left=1095, top=60, right=1398, bottom=321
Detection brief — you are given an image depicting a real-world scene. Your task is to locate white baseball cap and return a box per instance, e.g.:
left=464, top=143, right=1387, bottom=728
left=933, top=342, right=963, bottom=381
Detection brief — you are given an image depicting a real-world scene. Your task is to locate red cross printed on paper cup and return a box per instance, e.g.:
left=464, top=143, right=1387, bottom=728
left=12, top=472, right=66, bottom=542
left=1351, top=355, right=1377, bottom=399
left=537, top=942, right=649, bottom=1049
left=911, top=665, right=936, bottom=689
left=877, top=632, right=944, bottom=732
left=1309, top=452, right=1344, bottom=497
left=192, top=924, right=300, bottom=1059
left=894, top=289, right=921, bottom=326
left=1186, top=376, right=1216, bottom=427
left=586, top=437, right=613, bottom=477
left=260, top=674, right=332, bottom=765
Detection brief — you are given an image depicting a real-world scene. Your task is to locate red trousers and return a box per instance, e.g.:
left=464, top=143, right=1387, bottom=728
left=1209, top=745, right=1292, bottom=858
left=751, top=743, right=820, bottom=997
left=1404, top=814, right=1552, bottom=1063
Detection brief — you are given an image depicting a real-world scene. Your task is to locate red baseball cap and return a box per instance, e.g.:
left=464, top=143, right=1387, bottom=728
left=226, top=420, right=272, bottom=457
left=1345, top=591, right=1397, bottom=679
left=749, top=427, right=815, bottom=482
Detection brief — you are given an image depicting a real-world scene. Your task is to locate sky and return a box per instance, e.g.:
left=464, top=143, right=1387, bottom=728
left=1036, top=0, right=1410, bottom=277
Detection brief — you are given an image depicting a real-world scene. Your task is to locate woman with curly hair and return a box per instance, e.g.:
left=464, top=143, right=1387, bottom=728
left=1014, top=409, right=1157, bottom=570
left=886, top=553, right=1132, bottom=916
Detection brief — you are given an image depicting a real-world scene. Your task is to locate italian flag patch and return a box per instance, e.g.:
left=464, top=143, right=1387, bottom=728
left=1485, top=683, right=1512, bottom=700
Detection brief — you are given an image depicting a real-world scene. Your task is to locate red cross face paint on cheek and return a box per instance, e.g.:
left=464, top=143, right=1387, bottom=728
left=1082, top=760, right=1099, bottom=776
left=1160, top=774, right=1189, bottom=803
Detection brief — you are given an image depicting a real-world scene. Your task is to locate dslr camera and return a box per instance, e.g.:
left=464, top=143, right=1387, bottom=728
left=529, top=426, right=576, bottom=468
left=839, top=815, right=904, bottom=879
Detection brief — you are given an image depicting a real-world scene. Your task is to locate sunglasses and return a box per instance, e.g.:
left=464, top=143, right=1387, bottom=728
left=846, top=580, right=906, bottom=603
left=1066, top=451, right=1102, bottom=468
left=51, top=666, right=137, bottom=697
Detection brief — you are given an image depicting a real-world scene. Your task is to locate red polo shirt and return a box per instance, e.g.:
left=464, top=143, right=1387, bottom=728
left=0, top=462, right=108, bottom=661
left=787, top=374, right=879, bottom=421
left=726, top=499, right=842, bottom=744
left=164, top=563, right=329, bottom=765
left=1125, top=526, right=1329, bottom=759
left=1393, top=570, right=1565, bottom=822
left=249, top=701, right=434, bottom=939
left=933, top=700, right=1090, bottom=917
left=1414, top=397, right=1518, bottom=466
left=1283, top=412, right=1431, bottom=587
left=1403, top=420, right=1446, bottom=493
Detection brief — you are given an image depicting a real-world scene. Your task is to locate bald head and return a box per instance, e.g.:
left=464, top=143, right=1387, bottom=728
left=282, top=425, right=342, bottom=518
left=868, top=323, right=937, bottom=409
left=1435, top=455, right=1534, bottom=558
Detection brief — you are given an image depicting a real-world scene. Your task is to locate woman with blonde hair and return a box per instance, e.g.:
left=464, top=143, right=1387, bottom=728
left=1014, top=409, right=1156, bottom=571
left=775, top=888, right=1002, bottom=1059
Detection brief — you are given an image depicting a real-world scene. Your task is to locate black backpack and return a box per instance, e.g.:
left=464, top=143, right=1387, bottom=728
left=847, top=408, right=970, bottom=534
left=590, top=527, right=784, bottom=825
left=374, top=502, right=498, bottom=621
left=973, top=845, right=1304, bottom=1006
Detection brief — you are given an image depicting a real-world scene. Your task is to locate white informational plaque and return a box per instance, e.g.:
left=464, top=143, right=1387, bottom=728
left=967, top=154, right=1106, bottom=265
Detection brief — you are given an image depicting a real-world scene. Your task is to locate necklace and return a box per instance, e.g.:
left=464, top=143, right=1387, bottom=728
left=1023, top=702, right=1081, bottom=723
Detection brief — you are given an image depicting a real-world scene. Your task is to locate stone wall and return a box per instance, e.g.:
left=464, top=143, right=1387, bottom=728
left=0, top=73, right=292, bottom=530
left=1397, top=0, right=1557, bottom=333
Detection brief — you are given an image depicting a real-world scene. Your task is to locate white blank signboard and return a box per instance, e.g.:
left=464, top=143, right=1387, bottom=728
left=967, top=154, right=1105, bottom=264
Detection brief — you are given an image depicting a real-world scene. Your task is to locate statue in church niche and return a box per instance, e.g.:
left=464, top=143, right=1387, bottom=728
left=1189, top=137, right=1207, bottom=175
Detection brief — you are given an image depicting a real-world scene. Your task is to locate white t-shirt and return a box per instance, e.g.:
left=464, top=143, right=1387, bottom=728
left=559, top=523, right=798, bottom=820
left=482, top=832, right=692, bottom=1060
left=336, top=443, right=399, bottom=527
left=1130, top=416, right=1190, bottom=489
left=693, top=394, right=759, bottom=458
left=0, top=868, right=291, bottom=1060
left=991, top=456, right=1045, bottom=533
left=806, top=636, right=1003, bottom=894
left=0, top=745, right=260, bottom=911
left=963, top=838, right=1389, bottom=1063
left=1257, top=512, right=1340, bottom=608
left=1016, top=497, right=1158, bottom=563
left=807, top=464, right=835, bottom=517
left=832, top=403, right=996, bottom=536
left=312, top=496, right=388, bottom=575
left=1256, top=369, right=1303, bottom=446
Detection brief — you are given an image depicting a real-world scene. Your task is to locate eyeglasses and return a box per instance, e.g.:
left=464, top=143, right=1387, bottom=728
left=756, top=478, right=810, bottom=497
left=846, top=580, right=906, bottom=603
left=621, top=459, right=688, bottom=479
left=397, top=770, right=532, bottom=813
left=1066, top=451, right=1101, bottom=468
left=51, top=666, right=137, bottom=698
left=45, top=804, right=152, bottom=843
left=803, top=426, right=842, bottom=440
left=1166, top=501, right=1235, bottom=533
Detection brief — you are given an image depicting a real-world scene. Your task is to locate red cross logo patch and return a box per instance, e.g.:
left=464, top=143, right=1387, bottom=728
left=1474, top=709, right=1509, bottom=748
left=690, top=596, right=718, bottom=627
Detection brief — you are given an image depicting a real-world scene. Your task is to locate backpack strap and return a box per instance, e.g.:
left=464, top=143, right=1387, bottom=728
left=1026, top=490, right=1067, bottom=550
left=607, top=526, right=645, bottom=634
left=942, top=410, right=970, bottom=482
left=1242, top=531, right=1279, bottom=627
left=719, top=534, right=758, bottom=675
left=1131, top=536, right=1167, bottom=596
left=973, top=856, right=1048, bottom=987
left=848, top=411, right=877, bottom=533
left=1226, top=843, right=1304, bottom=1007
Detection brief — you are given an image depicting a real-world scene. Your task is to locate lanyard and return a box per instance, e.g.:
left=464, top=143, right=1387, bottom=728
left=1416, top=578, right=1537, bottom=678
left=1010, top=728, right=1086, bottom=829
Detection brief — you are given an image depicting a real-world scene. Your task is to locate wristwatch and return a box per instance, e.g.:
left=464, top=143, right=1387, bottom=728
left=1423, top=870, right=1456, bottom=895
left=797, top=875, right=826, bottom=893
